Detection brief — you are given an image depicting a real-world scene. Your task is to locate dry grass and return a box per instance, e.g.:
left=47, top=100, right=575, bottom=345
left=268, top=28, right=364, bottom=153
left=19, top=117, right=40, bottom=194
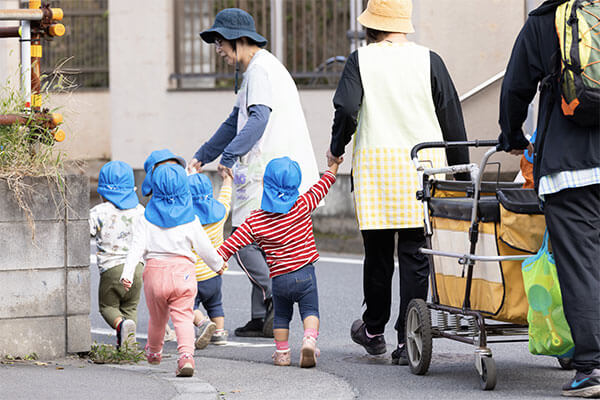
left=0, top=67, right=75, bottom=239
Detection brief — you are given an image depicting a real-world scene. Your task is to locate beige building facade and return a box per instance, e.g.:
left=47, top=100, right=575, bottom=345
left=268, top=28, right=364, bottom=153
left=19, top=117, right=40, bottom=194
left=1, top=0, right=543, bottom=175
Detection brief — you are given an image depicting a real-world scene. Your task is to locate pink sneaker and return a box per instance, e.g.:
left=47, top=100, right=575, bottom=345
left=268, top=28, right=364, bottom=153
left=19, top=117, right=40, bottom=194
left=299, top=336, right=320, bottom=368
left=145, top=345, right=162, bottom=365
left=272, top=349, right=291, bottom=366
left=176, top=353, right=195, bottom=377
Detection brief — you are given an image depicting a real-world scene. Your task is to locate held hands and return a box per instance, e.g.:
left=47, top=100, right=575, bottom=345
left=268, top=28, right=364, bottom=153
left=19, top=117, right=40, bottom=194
left=187, top=158, right=203, bottom=174
left=326, top=149, right=344, bottom=167
left=509, top=142, right=534, bottom=156
left=121, top=278, right=132, bottom=292
left=217, top=164, right=234, bottom=179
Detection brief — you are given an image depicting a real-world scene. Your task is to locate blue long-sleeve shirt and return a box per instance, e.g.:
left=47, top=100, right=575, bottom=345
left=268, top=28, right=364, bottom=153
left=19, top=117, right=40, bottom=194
left=194, top=104, right=271, bottom=168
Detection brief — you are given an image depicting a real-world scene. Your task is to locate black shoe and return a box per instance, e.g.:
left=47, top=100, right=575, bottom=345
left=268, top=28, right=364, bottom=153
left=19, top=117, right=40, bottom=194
left=234, top=318, right=265, bottom=337
left=391, top=345, right=408, bottom=365
left=562, top=369, right=600, bottom=398
left=115, top=320, right=123, bottom=349
left=262, top=298, right=274, bottom=338
left=350, top=319, right=386, bottom=355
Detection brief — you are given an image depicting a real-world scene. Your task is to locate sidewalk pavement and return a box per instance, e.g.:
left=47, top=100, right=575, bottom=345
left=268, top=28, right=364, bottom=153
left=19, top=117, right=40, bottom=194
left=1, top=339, right=356, bottom=400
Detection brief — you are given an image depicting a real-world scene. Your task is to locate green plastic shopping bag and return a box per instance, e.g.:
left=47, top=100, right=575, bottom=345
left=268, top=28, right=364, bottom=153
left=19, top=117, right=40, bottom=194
left=521, top=230, right=574, bottom=356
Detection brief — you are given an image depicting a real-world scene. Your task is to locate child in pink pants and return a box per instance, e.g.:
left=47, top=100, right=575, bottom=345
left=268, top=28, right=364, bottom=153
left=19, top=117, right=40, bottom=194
left=121, top=163, right=226, bottom=377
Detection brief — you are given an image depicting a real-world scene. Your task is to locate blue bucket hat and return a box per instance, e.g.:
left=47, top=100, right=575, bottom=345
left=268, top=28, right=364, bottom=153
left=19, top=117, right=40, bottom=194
left=261, top=157, right=302, bottom=214
left=141, top=149, right=186, bottom=197
left=144, top=164, right=196, bottom=229
left=188, top=174, right=227, bottom=225
left=97, top=161, right=139, bottom=210
left=199, top=8, right=267, bottom=47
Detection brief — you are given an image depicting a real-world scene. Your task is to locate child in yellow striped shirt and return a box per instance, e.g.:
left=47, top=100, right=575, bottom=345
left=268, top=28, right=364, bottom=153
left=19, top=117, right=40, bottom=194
left=188, top=170, right=232, bottom=348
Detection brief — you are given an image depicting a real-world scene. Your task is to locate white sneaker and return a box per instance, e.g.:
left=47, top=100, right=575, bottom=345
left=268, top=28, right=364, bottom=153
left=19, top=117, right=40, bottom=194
left=195, top=319, right=217, bottom=349
left=164, top=324, right=177, bottom=342
left=210, top=330, right=229, bottom=345
left=120, top=319, right=136, bottom=349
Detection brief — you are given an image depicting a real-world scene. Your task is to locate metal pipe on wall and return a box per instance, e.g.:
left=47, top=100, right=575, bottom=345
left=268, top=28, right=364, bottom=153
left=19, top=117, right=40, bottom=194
left=0, top=9, right=43, bottom=21
left=20, top=19, right=31, bottom=108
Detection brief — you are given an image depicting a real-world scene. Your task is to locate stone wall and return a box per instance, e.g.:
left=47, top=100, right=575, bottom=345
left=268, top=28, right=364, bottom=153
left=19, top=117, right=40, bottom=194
left=0, top=175, right=91, bottom=359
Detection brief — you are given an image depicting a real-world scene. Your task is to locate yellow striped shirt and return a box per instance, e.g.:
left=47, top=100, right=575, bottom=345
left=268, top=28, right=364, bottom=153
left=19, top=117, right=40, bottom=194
left=194, top=182, right=232, bottom=281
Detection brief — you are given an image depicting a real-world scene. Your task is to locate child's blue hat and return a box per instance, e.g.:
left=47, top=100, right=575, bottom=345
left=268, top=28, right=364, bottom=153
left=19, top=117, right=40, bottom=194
left=188, top=174, right=227, bottom=225
left=141, top=149, right=186, bottom=197
left=524, top=130, right=537, bottom=164
left=261, top=157, right=302, bottom=214
left=97, top=161, right=139, bottom=210
left=144, top=164, right=196, bottom=228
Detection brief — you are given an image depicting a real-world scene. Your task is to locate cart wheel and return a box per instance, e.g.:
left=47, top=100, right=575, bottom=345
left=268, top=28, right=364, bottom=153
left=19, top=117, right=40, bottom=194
left=479, top=356, right=497, bottom=390
left=558, top=357, right=574, bottom=370
left=405, top=299, right=433, bottom=375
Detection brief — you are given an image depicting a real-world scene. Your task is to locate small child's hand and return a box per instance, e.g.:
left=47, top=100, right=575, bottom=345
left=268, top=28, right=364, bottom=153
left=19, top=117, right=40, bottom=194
left=217, top=261, right=228, bottom=275
left=121, top=278, right=132, bottom=291
left=326, top=150, right=343, bottom=167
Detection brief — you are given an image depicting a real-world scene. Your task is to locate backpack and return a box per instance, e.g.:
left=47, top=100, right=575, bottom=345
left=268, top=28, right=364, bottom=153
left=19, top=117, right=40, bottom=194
left=555, top=0, right=600, bottom=127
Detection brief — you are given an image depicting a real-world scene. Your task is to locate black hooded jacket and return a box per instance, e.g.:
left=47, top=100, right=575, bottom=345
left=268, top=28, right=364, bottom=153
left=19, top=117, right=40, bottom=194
left=498, top=0, right=599, bottom=190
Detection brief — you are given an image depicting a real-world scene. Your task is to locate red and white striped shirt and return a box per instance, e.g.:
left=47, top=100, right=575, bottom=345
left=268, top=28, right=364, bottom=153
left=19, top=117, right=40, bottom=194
left=217, top=171, right=336, bottom=278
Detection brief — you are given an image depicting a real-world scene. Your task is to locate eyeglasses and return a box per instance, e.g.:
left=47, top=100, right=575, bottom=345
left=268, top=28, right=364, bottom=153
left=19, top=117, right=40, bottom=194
left=214, top=38, right=223, bottom=48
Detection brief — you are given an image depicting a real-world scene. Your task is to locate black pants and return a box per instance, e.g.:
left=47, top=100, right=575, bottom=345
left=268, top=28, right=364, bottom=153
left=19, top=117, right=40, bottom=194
left=544, top=184, right=600, bottom=372
left=361, top=228, right=430, bottom=344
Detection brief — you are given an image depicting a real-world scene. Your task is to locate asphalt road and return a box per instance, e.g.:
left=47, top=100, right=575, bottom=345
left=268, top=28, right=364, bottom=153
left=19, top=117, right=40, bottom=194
left=89, top=243, right=570, bottom=399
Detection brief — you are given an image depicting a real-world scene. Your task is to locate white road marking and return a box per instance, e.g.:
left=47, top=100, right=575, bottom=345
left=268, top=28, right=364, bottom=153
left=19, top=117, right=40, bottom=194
left=319, top=256, right=363, bottom=265
left=223, top=270, right=245, bottom=276
left=91, top=329, right=274, bottom=348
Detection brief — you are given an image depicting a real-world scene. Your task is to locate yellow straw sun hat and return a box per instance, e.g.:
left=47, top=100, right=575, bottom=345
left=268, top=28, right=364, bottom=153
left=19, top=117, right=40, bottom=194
left=357, top=0, right=415, bottom=34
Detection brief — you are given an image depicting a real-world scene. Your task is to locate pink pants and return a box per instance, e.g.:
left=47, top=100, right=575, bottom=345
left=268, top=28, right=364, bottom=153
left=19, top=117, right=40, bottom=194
left=143, top=257, right=197, bottom=355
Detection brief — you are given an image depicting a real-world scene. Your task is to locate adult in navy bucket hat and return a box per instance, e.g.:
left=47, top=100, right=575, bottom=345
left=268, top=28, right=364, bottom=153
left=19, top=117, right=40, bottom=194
left=188, top=173, right=226, bottom=224
left=190, top=7, right=320, bottom=338
left=261, top=157, right=302, bottom=214
left=145, top=164, right=195, bottom=229
left=97, top=161, right=139, bottom=210
left=142, top=149, right=186, bottom=197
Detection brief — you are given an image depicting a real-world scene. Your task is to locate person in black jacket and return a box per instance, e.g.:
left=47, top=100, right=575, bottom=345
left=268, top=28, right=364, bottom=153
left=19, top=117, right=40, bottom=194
left=498, top=1, right=600, bottom=397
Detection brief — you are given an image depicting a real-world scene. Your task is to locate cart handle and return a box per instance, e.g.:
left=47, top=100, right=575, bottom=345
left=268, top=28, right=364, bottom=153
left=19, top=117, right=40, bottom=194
left=410, top=140, right=499, bottom=161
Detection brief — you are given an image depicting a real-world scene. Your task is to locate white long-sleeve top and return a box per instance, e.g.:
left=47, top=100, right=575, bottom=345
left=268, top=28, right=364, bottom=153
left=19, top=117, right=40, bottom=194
left=120, top=215, right=224, bottom=283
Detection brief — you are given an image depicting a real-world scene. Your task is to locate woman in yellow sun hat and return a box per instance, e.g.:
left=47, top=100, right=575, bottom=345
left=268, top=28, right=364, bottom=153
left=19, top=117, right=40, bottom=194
left=327, top=0, right=470, bottom=365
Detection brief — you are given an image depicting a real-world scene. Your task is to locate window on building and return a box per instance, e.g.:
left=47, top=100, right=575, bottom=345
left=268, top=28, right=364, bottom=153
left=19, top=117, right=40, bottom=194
left=41, top=0, right=109, bottom=89
left=171, top=0, right=367, bottom=89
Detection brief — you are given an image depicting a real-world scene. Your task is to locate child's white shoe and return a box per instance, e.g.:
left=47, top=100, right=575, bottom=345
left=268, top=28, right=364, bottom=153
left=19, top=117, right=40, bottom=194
left=299, top=336, right=319, bottom=368
left=272, top=349, right=291, bottom=366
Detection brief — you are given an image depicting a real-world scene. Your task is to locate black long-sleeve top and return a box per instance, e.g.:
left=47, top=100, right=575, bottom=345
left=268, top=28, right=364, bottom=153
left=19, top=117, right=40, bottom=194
left=330, top=49, right=471, bottom=181
left=498, top=0, right=599, bottom=189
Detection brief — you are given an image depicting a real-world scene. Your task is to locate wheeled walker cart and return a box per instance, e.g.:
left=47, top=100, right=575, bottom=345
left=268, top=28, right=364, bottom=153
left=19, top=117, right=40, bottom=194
left=406, top=140, right=568, bottom=390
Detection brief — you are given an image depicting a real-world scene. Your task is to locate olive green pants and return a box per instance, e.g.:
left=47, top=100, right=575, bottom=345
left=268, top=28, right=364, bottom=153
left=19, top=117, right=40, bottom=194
left=99, top=263, right=143, bottom=328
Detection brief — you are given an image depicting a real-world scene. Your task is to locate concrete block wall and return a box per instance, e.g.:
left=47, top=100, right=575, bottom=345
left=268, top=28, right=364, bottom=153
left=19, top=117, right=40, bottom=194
left=0, top=175, right=91, bottom=359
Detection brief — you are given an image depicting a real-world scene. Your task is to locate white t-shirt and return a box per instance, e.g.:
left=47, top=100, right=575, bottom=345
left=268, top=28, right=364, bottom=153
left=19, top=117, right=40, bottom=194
left=120, top=216, right=224, bottom=284
left=231, top=49, right=320, bottom=226
left=89, top=202, right=145, bottom=274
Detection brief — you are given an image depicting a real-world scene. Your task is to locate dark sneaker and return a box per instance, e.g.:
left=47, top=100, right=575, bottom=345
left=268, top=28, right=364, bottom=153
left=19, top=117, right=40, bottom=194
left=262, top=298, right=274, bottom=338
left=350, top=319, right=386, bottom=355
left=391, top=345, right=408, bottom=365
left=562, top=369, right=600, bottom=398
left=116, top=320, right=123, bottom=349
left=234, top=318, right=264, bottom=337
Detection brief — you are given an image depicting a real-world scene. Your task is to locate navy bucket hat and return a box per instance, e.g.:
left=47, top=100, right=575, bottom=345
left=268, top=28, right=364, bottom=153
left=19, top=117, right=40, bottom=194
left=141, top=149, right=186, bottom=197
left=97, top=161, right=139, bottom=210
left=144, top=164, right=196, bottom=229
left=261, top=157, right=302, bottom=214
left=199, top=8, right=267, bottom=47
left=188, top=174, right=227, bottom=225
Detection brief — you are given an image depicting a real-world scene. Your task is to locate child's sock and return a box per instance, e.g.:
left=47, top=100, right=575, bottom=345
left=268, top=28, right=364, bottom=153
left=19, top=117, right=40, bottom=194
left=304, top=328, right=319, bottom=339
left=214, top=328, right=225, bottom=334
left=365, top=328, right=382, bottom=339
left=275, top=340, right=289, bottom=352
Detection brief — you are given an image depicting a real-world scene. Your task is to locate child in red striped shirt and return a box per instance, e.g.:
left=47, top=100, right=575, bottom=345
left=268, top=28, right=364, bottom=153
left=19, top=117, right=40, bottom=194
left=217, top=156, right=342, bottom=367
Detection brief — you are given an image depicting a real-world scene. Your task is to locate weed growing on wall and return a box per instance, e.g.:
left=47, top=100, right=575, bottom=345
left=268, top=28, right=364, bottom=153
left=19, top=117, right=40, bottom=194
left=0, top=69, right=71, bottom=239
